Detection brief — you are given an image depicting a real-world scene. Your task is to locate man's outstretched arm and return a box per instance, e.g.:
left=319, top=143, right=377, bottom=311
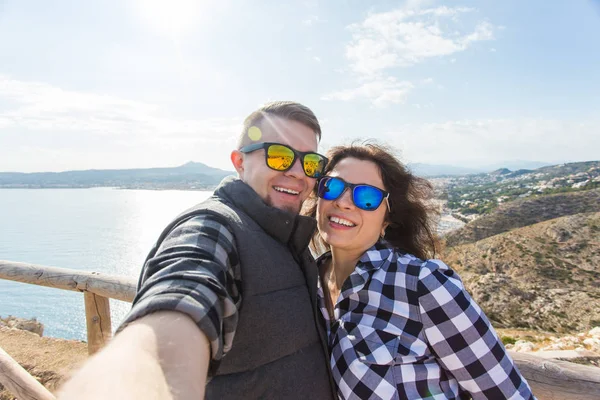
left=59, top=214, right=241, bottom=399
left=58, top=311, right=210, bottom=400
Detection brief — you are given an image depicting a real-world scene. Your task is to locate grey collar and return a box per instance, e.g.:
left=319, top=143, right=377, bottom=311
left=215, top=176, right=317, bottom=255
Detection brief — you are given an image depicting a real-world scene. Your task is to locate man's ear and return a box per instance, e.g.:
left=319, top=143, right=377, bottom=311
left=231, top=150, right=244, bottom=177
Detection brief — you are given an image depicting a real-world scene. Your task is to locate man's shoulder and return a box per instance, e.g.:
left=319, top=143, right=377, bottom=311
left=176, top=195, right=240, bottom=225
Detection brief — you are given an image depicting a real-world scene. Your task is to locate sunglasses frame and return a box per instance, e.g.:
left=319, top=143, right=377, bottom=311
left=239, top=142, right=329, bottom=178
left=317, top=176, right=391, bottom=211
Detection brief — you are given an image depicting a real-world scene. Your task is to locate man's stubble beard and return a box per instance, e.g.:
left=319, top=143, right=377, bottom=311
left=265, top=194, right=302, bottom=215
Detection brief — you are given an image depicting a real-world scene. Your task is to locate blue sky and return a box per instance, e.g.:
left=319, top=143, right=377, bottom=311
left=1, top=0, right=599, bottom=172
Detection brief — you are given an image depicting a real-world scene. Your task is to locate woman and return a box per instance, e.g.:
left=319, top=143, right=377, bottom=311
left=306, top=143, right=535, bottom=400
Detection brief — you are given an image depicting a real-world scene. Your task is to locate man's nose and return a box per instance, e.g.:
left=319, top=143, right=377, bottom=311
left=284, top=156, right=305, bottom=179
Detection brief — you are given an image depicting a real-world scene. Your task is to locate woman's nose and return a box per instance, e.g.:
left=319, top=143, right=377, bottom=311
left=334, top=189, right=355, bottom=210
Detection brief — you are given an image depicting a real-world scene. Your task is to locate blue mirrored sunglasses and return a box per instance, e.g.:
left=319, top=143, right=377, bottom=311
left=317, top=176, right=390, bottom=211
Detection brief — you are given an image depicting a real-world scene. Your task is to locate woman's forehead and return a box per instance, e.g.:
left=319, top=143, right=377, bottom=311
left=330, top=157, right=385, bottom=187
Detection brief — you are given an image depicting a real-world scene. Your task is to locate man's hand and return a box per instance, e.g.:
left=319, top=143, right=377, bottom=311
left=58, top=311, right=210, bottom=400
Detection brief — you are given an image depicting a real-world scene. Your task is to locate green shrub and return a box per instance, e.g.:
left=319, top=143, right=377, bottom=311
left=501, top=336, right=517, bottom=345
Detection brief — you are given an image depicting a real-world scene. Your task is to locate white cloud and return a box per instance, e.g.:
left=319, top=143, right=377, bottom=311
left=322, top=77, right=414, bottom=107
left=0, top=75, right=240, bottom=171
left=384, top=119, right=600, bottom=166
left=0, top=74, right=239, bottom=139
left=313, top=56, right=322, bottom=63
left=346, top=7, right=494, bottom=75
left=324, top=6, right=495, bottom=107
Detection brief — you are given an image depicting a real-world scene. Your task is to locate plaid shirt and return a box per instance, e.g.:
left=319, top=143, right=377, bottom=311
left=120, top=214, right=241, bottom=374
left=317, top=240, right=535, bottom=400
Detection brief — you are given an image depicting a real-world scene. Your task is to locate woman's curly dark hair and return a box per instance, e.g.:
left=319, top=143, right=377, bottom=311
left=304, top=141, right=439, bottom=260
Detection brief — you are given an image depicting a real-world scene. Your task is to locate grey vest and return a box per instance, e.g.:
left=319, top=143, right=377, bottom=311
left=153, top=177, right=335, bottom=399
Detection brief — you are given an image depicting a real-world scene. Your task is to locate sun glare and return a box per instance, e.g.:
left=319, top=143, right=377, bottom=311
left=131, top=0, right=204, bottom=38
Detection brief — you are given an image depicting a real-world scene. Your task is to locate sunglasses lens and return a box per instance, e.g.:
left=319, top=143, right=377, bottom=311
left=353, top=185, right=384, bottom=210
left=266, top=144, right=295, bottom=171
left=318, top=177, right=345, bottom=200
left=303, top=153, right=327, bottom=178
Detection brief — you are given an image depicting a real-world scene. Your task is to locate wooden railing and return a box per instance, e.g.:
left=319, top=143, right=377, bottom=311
left=0, top=260, right=136, bottom=355
left=0, top=260, right=136, bottom=400
left=1, top=259, right=600, bottom=400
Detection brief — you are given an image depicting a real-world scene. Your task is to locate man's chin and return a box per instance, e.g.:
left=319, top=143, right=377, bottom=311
left=279, top=204, right=301, bottom=215
left=266, top=196, right=302, bottom=215
left=274, top=202, right=302, bottom=215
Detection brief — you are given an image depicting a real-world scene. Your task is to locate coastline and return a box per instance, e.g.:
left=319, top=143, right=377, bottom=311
left=0, top=185, right=218, bottom=191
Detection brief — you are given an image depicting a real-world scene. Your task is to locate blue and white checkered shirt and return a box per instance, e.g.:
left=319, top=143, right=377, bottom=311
left=317, top=239, right=535, bottom=400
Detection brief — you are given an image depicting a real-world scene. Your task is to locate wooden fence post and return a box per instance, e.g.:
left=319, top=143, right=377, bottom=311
left=0, top=345, right=56, bottom=400
left=83, top=292, right=112, bottom=355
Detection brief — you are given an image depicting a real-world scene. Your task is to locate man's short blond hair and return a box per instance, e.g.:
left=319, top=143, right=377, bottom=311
left=236, top=101, right=322, bottom=149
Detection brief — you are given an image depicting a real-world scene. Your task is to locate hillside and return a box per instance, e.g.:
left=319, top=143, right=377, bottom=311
left=0, top=162, right=234, bottom=190
left=445, top=160, right=600, bottom=218
left=444, top=188, right=600, bottom=247
left=536, top=161, right=600, bottom=177
left=442, top=212, right=600, bottom=333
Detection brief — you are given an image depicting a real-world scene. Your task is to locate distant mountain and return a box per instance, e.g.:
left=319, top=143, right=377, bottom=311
left=0, top=162, right=235, bottom=190
left=408, top=163, right=481, bottom=177
left=489, top=168, right=512, bottom=176
left=479, top=160, right=553, bottom=172
left=408, top=161, right=554, bottom=177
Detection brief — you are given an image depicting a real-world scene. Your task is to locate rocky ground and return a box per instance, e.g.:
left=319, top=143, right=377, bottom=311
left=0, top=318, right=598, bottom=399
left=0, top=323, right=87, bottom=400
left=498, top=327, right=600, bottom=367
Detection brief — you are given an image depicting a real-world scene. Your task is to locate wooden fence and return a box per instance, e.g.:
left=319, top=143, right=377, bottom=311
left=1, top=259, right=599, bottom=400
left=0, top=260, right=136, bottom=355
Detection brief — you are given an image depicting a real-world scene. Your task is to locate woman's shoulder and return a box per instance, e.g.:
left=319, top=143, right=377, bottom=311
left=391, top=249, right=459, bottom=281
left=391, top=249, right=450, bottom=271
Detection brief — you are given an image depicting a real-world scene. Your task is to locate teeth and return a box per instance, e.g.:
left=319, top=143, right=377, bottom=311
left=274, top=186, right=300, bottom=195
left=330, top=216, right=356, bottom=227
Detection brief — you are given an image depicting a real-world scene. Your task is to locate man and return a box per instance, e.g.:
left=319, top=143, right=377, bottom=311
left=58, top=101, right=336, bottom=399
